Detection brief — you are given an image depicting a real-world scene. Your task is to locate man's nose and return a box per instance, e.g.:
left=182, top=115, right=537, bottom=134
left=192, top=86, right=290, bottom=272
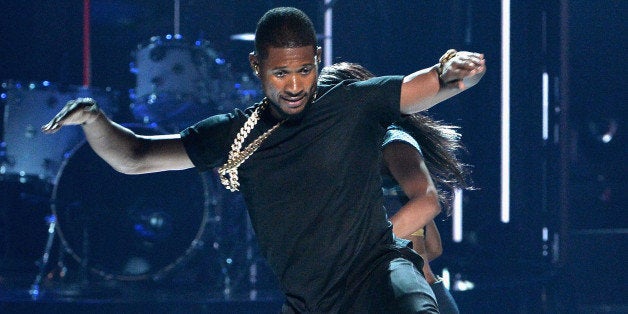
left=285, top=75, right=303, bottom=95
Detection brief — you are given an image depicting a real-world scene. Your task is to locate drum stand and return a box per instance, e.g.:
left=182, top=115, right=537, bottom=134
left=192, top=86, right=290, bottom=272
left=29, top=213, right=92, bottom=299
left=244, top=214, right=260, bottom=300
left=202, top=178, right=262, bottom=300
left=29, top=215, right=56, bottom=299
left=0, top=175, right=10, bottom=266
left=231, top=214, right=265, bottom=300
left=215, top=213, right=258, bottom=300
left=0, top=95, right=8, bottom=261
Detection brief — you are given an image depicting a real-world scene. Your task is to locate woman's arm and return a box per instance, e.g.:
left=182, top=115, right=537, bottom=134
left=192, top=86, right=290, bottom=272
left=423, top=220, right=443, bottom=262
left=384, top=142, right=441, bottom=238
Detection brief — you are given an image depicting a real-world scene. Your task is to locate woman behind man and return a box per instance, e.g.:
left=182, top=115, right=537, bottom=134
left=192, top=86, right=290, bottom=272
left=319, top=62, right=473, bottom=314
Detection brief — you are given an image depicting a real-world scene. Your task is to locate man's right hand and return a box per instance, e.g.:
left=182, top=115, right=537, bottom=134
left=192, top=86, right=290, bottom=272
left=41, top=97, right=102, bottom=134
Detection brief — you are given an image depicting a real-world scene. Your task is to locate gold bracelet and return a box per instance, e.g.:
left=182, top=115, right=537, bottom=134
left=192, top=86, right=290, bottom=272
left=436, top=49, right=458, bottom=75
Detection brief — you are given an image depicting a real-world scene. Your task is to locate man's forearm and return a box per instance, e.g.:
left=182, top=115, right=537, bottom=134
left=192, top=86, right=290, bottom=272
left=81, top=111, right=147, bottom=174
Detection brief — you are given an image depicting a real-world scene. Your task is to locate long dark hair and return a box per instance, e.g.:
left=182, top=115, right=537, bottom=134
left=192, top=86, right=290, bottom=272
left=395, top=115, right=473, bottom=213
left=319, top=62, right=473, bottom=214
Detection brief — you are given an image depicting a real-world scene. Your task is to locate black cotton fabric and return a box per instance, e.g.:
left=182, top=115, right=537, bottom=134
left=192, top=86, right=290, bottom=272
left=181, top=76, right=425, bottom=311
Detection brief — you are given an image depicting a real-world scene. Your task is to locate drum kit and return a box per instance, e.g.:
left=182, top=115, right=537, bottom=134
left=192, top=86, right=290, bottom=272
left=0, top=35, right=273, bottom=297
left=128, top=35, right=261, bottom=130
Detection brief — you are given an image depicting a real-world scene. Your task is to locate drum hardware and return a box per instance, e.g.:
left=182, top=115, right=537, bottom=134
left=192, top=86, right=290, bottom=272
left=206, top=187, right=276, bottom=299
left=0, top=173, right=53, bottom=276
left=129, top=35, right=218, bottom=126
left=1, top=80, right=110, bottom=280
left=129, top=35, right=264, bottom=129
left=46, top=124, right=214, bottom=283
left=29, top=214, right=57, bottom=299
left=0, top=82, right=272, bottom=298
left=0, top=80, right=119, bottom=183
left=30, top=214, right=94, bottom=298
left=25, top=124, right=270, bottom=299
left=229, top=33, right=326, bottom=41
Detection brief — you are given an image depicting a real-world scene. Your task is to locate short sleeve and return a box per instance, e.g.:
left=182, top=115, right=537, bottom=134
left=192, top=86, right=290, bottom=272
left=382, top=126, right=423, bottom=156
left=180, top=113, right=238, bottom=171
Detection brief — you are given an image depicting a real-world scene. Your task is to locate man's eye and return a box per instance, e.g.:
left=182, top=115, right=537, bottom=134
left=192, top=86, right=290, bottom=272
left=301, top=68, right=312, bottom=75
left=274, top=71, right=286, bottom=77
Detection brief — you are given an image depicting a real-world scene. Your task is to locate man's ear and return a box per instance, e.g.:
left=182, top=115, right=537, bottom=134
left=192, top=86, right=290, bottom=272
left=249, top=52, right=260, bottom=76
left=316, top=46, right=322, bottom=64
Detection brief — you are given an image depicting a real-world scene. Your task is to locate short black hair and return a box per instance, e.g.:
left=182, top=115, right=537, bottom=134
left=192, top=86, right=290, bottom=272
left=254, top=7, right=317, bottom=60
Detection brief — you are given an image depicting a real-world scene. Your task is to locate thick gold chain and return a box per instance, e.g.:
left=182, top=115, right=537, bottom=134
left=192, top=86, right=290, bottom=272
left=218, top=98, right=284, bottom=191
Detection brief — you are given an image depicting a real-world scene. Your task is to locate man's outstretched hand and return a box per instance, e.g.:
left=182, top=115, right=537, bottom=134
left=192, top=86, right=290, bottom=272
left=439, top=51, right=486, bottom=90
left=41, top=97, right=101, bottom=134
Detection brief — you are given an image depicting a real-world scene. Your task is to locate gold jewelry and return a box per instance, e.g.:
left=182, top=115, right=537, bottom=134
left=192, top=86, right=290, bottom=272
left=436, top=49, right=458, bottom=76
left=410, top=228, right=425, bottom=237
left=218, top=98, right=284, bottom=191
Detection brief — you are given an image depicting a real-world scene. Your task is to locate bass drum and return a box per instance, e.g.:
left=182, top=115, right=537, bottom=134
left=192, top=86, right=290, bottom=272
left=51, top=124, right=212, bottom=281
left=1, top=81, right=118, bottom=181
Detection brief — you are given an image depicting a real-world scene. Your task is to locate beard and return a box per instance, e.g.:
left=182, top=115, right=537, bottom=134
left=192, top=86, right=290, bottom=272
left=270, top=100, right=310, bottom=122
left=268, top=87, right=317, bottom=122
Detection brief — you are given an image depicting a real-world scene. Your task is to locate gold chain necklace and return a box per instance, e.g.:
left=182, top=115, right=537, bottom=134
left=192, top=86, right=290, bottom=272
left=218, top=98, right=284, bottom=191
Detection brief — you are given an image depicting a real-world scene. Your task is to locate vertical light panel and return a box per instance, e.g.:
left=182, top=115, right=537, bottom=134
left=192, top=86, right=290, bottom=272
left=324, top=0, right=333, bottom=67
left=82, top=0, right=91, bottom=88
left=174, top=0, right=180, bottom=35
left=452, top=188, right=463, bottom=242
left=501, top=0, right=511, bottom=223
left=543, top=72, right=549, bottom=140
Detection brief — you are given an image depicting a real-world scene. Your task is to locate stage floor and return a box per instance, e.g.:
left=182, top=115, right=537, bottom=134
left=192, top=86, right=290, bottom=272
left=0, top=269, right=284, bottom=314
left=3, top=261, right=627, bottom=313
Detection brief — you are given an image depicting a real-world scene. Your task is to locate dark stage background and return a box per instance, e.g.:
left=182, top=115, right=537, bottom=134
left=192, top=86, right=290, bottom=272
left=0, top=1, right=625, bottom=313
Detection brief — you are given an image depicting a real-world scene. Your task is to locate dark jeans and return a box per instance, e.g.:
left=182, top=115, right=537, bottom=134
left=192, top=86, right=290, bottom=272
left=343, top=257, right=439, bottom=313
left=281, top=257, right=439, bottom=313
left=431, top=280, right=459, bottom=314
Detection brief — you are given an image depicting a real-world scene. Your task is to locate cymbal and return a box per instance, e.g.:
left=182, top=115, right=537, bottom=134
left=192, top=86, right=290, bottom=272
left=230, top=33, right=327, bottom=41
left=230, top=33, right=256, bottom=41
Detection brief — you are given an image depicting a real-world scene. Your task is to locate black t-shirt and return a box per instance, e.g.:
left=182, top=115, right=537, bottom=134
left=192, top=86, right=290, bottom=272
left=381, top=125, right=424, bottom=218
left=181, top=76, right=404, bottom=311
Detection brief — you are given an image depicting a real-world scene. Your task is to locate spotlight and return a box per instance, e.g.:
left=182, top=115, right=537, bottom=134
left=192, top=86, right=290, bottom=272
left=588, top=118, right=618, bottom=144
